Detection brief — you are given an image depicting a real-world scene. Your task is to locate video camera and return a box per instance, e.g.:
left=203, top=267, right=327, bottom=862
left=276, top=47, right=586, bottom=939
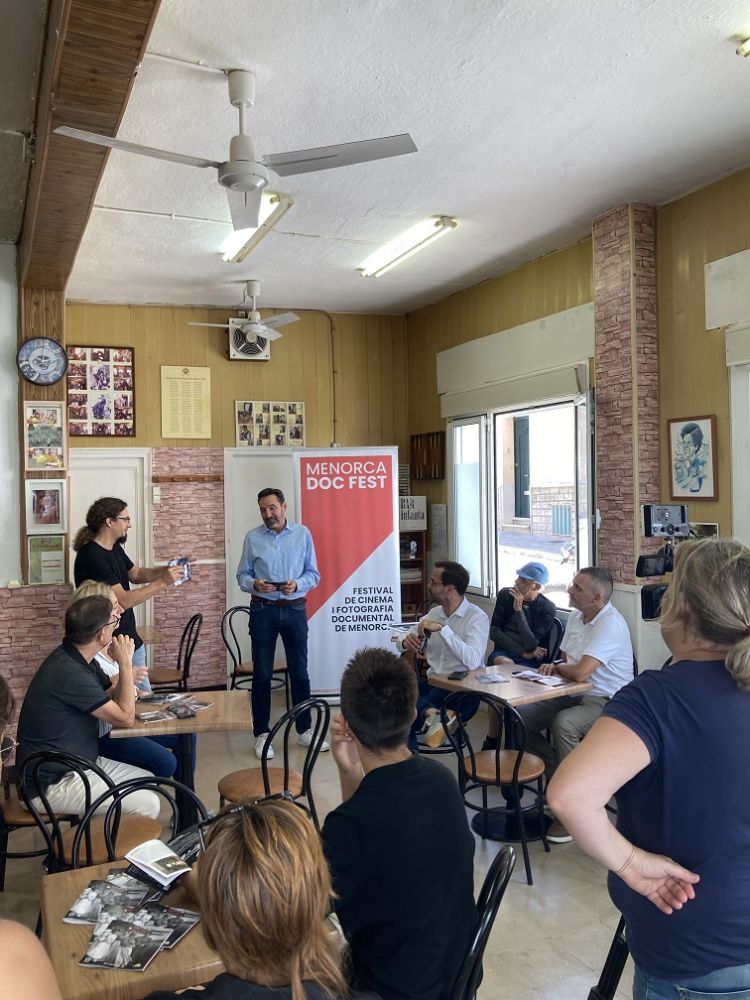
left=637, top=505, right=689, bottom=620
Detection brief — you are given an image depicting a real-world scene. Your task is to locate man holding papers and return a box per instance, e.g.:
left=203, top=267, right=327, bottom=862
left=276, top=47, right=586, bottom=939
left=484, top=566, right=633, bottom=842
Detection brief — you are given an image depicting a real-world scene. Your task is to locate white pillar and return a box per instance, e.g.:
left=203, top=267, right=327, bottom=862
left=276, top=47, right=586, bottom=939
left=0, top=246, right=21, bottom=584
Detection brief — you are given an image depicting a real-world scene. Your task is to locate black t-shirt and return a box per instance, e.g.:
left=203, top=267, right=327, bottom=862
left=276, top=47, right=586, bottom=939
left=489, top=588, right=556, bottom=655
left=145, top=975, right=376, bottom=999
left=16, top=640, right=111, bottom=791
left=74, top=540, right=142, bottom=650
left=322, top=754, right=477, bottom=1000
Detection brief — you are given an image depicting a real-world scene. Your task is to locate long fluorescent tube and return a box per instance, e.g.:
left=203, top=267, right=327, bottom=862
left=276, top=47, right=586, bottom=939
left=220, top=192, right=294, bottom=262
left=358, top=216, right=457, bottom=278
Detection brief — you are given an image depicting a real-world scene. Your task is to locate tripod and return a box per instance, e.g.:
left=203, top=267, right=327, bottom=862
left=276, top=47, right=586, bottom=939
left=587, top=917, right=629, bottom=1000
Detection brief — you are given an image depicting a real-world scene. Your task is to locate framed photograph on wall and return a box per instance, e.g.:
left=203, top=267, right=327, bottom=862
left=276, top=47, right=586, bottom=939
left=66, top=345, right=135, bottom=437
left=25, top=478, right=66, bottom=534
left=23, top=401, right=67, bottom=471
left=690, top=521, right=720, bottom=540
left=27, top=535, right=66, bottom=585
left=668, top=415, right=718, bottom=500
left=235, top=400, right=305, bottom=447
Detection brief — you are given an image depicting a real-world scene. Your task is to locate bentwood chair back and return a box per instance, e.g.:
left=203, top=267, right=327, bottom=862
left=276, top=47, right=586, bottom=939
left=545, top=617, right=566, bottom=662
left=217, top=698, right=330, bottom=830
left=220, top=605, right=289, bottom=706
left=150, top=613, right=203, bottom=691
left=72, top=776, right=209, bottom=869
left=19, top=750, right=161, bottom=871
left=452, top=845, right=516, bottom=999
left=442, top=692, right=549, bottom=885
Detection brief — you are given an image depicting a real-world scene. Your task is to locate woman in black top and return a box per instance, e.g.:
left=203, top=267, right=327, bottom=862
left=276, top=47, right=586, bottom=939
left=145, top=799, right=375, bottom=1000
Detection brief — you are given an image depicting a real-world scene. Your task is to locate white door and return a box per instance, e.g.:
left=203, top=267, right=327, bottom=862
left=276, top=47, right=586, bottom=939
left=68, top=448, right=152, bottom=628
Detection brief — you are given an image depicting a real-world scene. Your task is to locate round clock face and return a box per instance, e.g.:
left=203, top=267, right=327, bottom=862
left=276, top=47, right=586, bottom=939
left=16, top=338, right=68, bottom=385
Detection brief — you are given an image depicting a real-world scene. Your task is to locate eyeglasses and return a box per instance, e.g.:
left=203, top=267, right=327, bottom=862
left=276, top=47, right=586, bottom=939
left=196, top=791, right=310, bottom=852
left=107, top=616, right=121, bottom=627
left=0, top=738, right=18, bottom=762
left=115, top=516, right=132, bottom=524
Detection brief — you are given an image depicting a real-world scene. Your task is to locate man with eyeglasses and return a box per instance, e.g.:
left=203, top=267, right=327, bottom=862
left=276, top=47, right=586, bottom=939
left=16, top=595, right=160, bottom=819
left=73, top=497, right=184, bottom=684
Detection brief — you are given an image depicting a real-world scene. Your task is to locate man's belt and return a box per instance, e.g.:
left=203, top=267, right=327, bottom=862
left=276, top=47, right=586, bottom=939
left=251, top=595, right=307, bottom=607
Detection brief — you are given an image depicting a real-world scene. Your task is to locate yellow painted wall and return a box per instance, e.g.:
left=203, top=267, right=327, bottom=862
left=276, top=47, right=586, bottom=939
left=405, top=238, right=594, bottom=505
left=656, top=166, right=750, bottom=534
left=65, top=303, right=409, bottom=453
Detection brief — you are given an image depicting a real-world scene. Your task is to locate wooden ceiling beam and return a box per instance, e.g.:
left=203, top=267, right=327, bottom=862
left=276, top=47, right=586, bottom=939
left=18, top=0, right=162, bottom=290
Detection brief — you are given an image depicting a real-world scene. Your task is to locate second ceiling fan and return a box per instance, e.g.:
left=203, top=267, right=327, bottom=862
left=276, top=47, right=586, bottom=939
left=54, top=69, right=417, bottom=231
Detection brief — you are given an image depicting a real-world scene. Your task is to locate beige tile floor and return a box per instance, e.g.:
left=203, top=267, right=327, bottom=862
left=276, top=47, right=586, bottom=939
left=0, top=693, right=633, bottom=1000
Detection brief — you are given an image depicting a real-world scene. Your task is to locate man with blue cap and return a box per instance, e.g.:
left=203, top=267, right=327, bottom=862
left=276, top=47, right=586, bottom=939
left=487, top=561, right=556, bottom=667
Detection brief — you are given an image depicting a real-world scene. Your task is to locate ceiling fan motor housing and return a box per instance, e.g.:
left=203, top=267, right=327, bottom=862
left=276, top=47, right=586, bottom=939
left=219, top=134, right=269, bottom=191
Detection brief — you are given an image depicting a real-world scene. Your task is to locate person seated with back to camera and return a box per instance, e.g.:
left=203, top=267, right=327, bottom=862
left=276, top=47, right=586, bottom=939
left=0, top=675, right=63, bottom=1000
left=322, top=647, right=477, bottom=1000
left=487, top=561, right=557, bottom=666
left=144, top=797, right=376, bottom=1000
left=71, top=580, right=197, bottom=783
left=399, top=560, right=489, bottom=748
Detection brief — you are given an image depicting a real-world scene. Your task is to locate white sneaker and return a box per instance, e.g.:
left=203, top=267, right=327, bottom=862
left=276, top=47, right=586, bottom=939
left=298, top=730, right=330, bottom=751
left=255, top=733, right=275, bottom=760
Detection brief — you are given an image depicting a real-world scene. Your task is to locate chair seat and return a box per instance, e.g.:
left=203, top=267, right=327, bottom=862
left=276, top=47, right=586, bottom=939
left=60, top=815, right=161, bottom=866
left=218, top=767, right=303, bottom=803
left=1, top=797, right=48, bottom=827
left=467, top=749, right=546, bottom=785
left=235, top=660, right=288, bottom=676
left=149, top=667, right=184, bottom=685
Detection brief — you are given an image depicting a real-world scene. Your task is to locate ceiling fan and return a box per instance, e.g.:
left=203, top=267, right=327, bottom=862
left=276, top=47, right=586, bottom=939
left=189, top=279, right=298, bottom=358
left=53, top=69, right=417, bottom=231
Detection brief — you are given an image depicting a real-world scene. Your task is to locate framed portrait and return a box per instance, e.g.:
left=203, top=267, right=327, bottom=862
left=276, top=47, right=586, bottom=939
left=690, top=521, right=720, bottom=540
left=235, top=399, right=305, bottom=447
left=668, top=415, right=718, bottom=500
left=66, top=345, right=135, bottom=437
left=23, top=401, right=67, bottom=471
left=27, top=535, right=66, bottom=585
left=25, top=478, right=66, bottom=534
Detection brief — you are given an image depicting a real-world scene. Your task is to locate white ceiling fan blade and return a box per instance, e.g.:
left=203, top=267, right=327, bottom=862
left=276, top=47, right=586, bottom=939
left=263, top=312, right=299, bottom=329
left=263, top=326, right=284, bottom=341
left=187, top=322, right=231, bottom=329
left=225, top=188, right=263, bottom=230
left=263, top=133, right=417, bottom=177
left=53, top=126, right=221, bottom=171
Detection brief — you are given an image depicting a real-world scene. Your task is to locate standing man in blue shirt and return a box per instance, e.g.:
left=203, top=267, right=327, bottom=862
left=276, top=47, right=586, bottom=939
left=236, top=487, right=328, bottom=759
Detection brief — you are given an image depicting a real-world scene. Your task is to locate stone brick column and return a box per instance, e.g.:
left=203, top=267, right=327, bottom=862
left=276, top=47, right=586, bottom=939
left=593, top=204, right=660, bottom=587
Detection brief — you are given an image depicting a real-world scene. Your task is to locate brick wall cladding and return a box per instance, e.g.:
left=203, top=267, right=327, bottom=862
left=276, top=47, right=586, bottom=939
left=593, top=204, right=660, bottom=586
left=0, top=585, right=72, bottom=739
left=152, top=449, right=227, bottom=686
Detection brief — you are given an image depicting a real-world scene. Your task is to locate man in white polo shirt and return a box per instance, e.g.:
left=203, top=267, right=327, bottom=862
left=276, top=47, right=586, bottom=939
left=517, top=565, right=633, bottom=842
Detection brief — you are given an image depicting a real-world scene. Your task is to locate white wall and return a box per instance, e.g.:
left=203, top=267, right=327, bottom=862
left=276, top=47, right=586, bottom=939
left=0, top=246, right=20, bottom=585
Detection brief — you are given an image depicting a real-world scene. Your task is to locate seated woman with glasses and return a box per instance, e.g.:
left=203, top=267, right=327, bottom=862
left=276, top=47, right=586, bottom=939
left=71, top=580, right=196, bottom=782
left=145, top=797, right=374, bottom=1000
left=0, top=675, right=63, bottom=1000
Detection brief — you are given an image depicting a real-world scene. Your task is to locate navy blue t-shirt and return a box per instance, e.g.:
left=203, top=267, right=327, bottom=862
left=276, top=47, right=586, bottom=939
left=604, top=660, right=750, bottom=979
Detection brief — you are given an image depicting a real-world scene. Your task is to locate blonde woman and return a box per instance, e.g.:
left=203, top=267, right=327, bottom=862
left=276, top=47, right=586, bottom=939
left=71, top=580, right=193, bottom=781
left=547, top=538, right=750, bottom=1000
left=144, top=799, right=375, bottom=1000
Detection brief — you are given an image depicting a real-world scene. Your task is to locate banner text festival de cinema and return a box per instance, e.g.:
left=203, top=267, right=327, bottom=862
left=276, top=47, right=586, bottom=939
left=294, top=448, right=401, bottom=695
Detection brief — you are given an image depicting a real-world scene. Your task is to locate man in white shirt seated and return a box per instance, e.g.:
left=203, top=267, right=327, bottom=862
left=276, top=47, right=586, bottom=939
left=401, top=560, right=489, bottom=748
left=510, top=565, right=633, bottom=842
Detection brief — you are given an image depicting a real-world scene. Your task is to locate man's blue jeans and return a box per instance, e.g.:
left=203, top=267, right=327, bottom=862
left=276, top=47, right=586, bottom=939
left=633, top=962, right=750, bottom=999
left=97, top=733, right=197, bottom=781
left=249, top=600, right=311, bottom=736
left=408, top=677, right=479, bottom=751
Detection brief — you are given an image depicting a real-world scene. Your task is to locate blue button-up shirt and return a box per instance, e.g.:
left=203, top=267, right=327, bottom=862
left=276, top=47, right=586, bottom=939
left=236, top=520, right=320, bottom=600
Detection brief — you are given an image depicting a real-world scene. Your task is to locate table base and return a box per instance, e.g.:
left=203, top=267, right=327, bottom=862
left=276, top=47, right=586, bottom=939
left=471, top=810, right=552, bottom=843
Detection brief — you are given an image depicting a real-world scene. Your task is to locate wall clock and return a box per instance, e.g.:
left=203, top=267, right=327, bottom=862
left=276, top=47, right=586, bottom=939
left=16, top=338, right=68, bottom=385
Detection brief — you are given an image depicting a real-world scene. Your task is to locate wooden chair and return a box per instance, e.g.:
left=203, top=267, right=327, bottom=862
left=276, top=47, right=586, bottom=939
left=149, top=613, right=203, bottom=692
left=220, top=605, right=289, bottom=707
left=217, top=698, right=329, bottom=830
left=442, top=692, right=549, bottom=885
left=71, top=775, right=209, bottom=868
left=452, top=845, right=516, bottom=1000
left=19, top=751, right=161, bottom=871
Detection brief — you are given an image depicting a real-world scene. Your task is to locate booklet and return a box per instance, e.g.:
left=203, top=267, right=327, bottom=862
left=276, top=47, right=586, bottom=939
left=64, top=880, right=135, bottom=924
left=79, top=917, right=171, bottom=972
left=168, top=557, right=191, bottom=586
left=136, top=696, right=212, bottom=723
left=125, top=840, right=192, bottom=888
left=512, top=669, right=566, bottom=687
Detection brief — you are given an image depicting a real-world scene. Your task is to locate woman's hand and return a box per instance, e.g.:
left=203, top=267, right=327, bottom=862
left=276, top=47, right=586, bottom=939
left=617, top=846, right=699, bottom=915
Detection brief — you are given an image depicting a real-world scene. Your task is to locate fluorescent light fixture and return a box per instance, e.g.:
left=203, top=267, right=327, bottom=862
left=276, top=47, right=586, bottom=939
left=738, top=37, right=750, bottom=56
left=358, top=216, right=458, bottom=278
left=220, top=192, right=293, bottom=263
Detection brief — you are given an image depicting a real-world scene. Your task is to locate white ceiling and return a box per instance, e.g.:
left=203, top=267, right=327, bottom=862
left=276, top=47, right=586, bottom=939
left=66, top=0, right=750, bottom=314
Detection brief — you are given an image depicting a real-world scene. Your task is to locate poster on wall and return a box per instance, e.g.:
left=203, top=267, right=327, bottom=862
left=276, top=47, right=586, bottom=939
left=161, top=366, right=211, bottom=439
left=24, top=401, right=67, bottom=471
left=235, top=400, right=305, bottom=447
left=66, top=346, right=135, bottom=437
left=294, top=448, right=401, bottom=696
left=27, top=535, right=66, bottom=585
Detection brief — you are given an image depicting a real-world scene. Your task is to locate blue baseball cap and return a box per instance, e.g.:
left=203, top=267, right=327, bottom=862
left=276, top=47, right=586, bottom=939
left=516, top=561, right=549, bottom=585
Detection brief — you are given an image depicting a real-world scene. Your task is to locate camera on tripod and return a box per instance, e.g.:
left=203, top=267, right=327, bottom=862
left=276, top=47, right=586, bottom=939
left=637, top=505, right=689, bottom=620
